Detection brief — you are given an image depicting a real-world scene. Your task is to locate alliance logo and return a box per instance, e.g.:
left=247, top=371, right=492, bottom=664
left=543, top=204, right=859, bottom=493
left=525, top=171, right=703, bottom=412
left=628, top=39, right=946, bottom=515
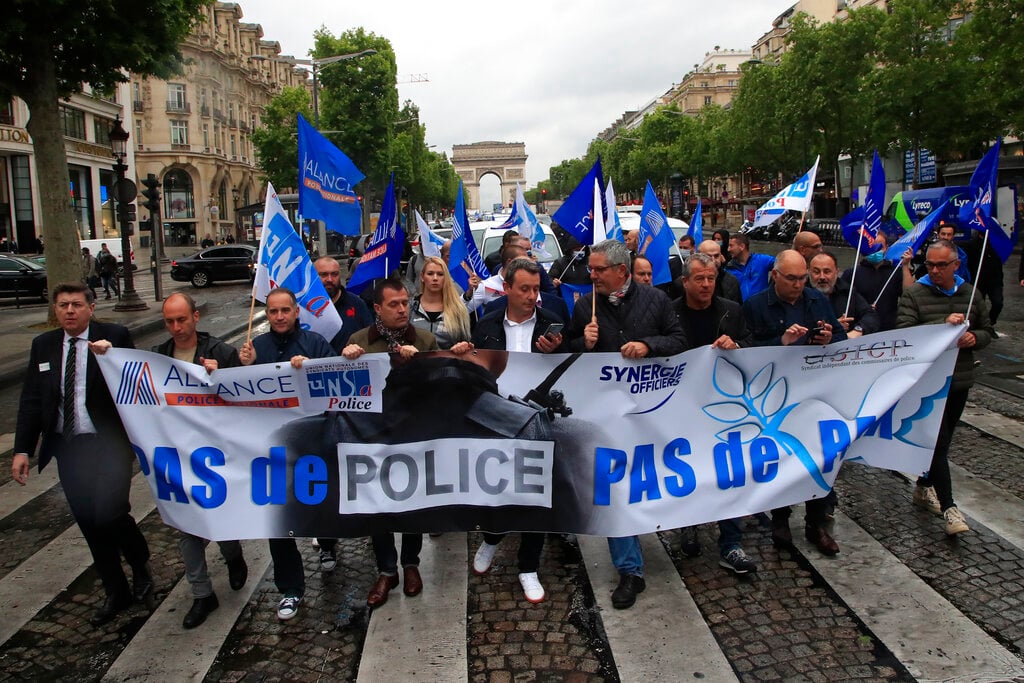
left=116, top=361, right=161, bottom=405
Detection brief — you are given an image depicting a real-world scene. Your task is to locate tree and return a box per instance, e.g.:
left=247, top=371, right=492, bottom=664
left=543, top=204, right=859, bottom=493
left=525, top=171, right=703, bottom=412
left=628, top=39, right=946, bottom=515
left=0, top=0, right=210, bottom=317
left=314, top=27, right=399, bottom=198
left=251, top=87, right=312, bottom=191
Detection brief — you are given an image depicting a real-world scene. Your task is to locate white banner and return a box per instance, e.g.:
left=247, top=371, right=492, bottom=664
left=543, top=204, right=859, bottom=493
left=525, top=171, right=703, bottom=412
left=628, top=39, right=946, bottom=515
left=753, top=156, right=820, bottom=227
left=97, top=325, right=962, bottom=540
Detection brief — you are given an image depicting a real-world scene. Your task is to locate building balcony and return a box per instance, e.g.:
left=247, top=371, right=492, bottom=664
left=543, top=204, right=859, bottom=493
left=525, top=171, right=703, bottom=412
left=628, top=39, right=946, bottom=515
left=213, top=109, right=226, bottom=123
left=171, top=143, right=191, bottom=151
left=228, top=117, right=237, bottom=128
left=166, top=101, right=191, bottom=114
left=132, top=100, right=144, bottom=112
left=200, top=104, right=210, bottom=117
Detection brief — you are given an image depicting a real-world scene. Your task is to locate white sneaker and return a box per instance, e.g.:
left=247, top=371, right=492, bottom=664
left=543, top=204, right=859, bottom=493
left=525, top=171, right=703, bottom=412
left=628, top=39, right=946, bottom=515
left=913, top=485, right=942, bottom=516
left=518, top=572, right=546, bottom=603
left=473, top=541, right=499, bottom=575
left=944, top=506, right=970, bottom=535
left=277, top=595, right=302, bottom=620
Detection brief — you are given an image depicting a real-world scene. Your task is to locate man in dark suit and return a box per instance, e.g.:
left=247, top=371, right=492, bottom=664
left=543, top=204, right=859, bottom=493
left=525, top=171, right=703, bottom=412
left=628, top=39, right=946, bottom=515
left=13, top=282, right=151, bottom=627
left=471, top=257, right=565, bottom=604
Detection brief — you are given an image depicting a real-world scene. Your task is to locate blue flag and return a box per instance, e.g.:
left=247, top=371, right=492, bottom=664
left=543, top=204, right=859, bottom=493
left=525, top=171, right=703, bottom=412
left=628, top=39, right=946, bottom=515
left=448, top=180, right=490, bottom=291
left=558, top=282, right=593, bottom=317
left=347, top=175, right=405, bottom=294
left=885, top=200, right=949, bottom=264
left=688, top=200, right=703, bottom=244
left=297, top=114, right=364, bottom=235
left=638, top=181, right=675, bottom=286
left=959, top=139, right=1012, bottom=262
left=841, top=150, right=885, bottom=254
left=553, top=158, right=605, bottom=245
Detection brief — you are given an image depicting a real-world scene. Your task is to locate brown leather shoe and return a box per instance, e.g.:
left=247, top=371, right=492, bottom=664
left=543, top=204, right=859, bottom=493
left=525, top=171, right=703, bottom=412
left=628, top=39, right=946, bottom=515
left=366, top=573, right=399, bottom=607
left=403, top=565, right=423, bottom=597
left=805, top=525, right=840, bottom=556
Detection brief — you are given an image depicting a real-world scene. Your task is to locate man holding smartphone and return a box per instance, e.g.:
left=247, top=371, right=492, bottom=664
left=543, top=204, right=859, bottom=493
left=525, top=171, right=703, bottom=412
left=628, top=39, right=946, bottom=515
left=742, top=250, right=848, bottom=555
left=470, top=257, right=564, bottom=603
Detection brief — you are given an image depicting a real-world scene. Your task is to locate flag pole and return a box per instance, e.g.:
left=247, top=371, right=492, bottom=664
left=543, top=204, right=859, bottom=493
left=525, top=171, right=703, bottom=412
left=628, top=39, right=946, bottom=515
left=246, top=294, right=257, bottom=344
left=843, top=228, right=865, bottom=319
left=964, top=228, right=989, bottom=326
left=871, top=265, right=903, bottom=308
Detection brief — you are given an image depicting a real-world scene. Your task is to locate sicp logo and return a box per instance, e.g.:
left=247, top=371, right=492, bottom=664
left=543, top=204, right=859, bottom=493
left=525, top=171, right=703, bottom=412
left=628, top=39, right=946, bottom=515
left=117, top=361, right=161, bottom=405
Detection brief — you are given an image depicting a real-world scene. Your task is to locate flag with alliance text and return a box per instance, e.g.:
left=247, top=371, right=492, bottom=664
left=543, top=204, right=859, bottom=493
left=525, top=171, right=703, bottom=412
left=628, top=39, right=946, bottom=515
left=296, top=113, right=364, bottom=235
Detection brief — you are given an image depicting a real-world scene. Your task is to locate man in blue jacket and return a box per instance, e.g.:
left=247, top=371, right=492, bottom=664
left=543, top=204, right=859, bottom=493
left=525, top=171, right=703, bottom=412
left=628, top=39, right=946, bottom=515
left=239, top=287, right=334, bottom=621
left=742, top=250, right=847, bottom=556
left=725, top=234, right=775, bottom=301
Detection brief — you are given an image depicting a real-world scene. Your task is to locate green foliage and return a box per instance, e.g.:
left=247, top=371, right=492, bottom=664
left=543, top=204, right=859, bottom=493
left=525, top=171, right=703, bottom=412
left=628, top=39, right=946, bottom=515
left=251, top=87, right=312, bottom=191
left=542, top=3, right=1021, bottom=193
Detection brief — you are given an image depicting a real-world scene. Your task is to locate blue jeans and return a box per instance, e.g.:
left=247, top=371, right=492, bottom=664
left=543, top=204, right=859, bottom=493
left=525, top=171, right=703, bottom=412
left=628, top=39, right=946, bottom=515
left=717, top=518, right=744, bottom=555
left=607, top=536, right=643, bottom=577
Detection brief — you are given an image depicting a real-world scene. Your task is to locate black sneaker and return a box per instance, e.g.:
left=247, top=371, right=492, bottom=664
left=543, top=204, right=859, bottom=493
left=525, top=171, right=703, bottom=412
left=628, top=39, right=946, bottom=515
left=679, top=529, right=702, bottom=558
left=319, top=549, right=337, bottom=572
left=611, top=574, right=646, bottom=609
left=719, top=548, right=757, bottom=575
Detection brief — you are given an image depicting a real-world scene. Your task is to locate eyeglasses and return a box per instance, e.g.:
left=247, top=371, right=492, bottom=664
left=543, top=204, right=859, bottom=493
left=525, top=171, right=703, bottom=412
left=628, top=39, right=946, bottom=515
left=588, top=264, right=618, bottom=274
left=806, top=243, right=823, bottom=249
left=924, top=260, right=957, bottom=270
left=775, top=272, right=807, bottom=283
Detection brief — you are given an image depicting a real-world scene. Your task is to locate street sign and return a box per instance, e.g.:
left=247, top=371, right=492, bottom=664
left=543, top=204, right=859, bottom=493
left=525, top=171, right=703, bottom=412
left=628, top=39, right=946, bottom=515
left=115, top=178, right=137, bottom=203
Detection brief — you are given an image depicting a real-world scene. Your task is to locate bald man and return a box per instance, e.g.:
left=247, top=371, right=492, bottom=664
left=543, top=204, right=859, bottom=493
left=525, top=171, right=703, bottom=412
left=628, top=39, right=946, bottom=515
left=792, top=230, right=824, bottom=262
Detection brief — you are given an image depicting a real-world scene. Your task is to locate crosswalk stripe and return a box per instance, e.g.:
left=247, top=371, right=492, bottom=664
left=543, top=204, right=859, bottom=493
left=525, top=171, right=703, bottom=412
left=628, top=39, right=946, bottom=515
left=0, top=472, right=155, bottom=644
left=578, top=534, right=739, bottom=682
left=963, top=402, right=1024, bottom=444
left=949, top=461, right=1024, bottom=553
left=794, top=503, right=1024, bottom=682
left=101, top=540, right=272, bottom=683
left=0, top=462, right=60, bottom=522
left=357, top=533, right=469, bottom=682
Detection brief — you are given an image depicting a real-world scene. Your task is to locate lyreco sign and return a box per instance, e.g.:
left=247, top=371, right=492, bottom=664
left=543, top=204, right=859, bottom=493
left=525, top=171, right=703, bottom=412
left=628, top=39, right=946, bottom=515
left=96, top=325, right=962, bottom=541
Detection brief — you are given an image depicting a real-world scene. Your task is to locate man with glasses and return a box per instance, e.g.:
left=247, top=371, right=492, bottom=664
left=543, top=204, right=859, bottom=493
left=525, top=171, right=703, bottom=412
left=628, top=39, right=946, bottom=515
left=742, top=250, right=847, bottom=555
left=792, top=230, right=824, bottom=262
left=897, top=239, right=994, bottom=535
left=566, top=239, right=686, bottom=609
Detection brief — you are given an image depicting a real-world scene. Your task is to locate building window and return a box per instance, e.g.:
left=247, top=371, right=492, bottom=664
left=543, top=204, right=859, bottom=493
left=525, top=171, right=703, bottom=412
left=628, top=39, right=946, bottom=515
left=134, top=119, right=143, bottom=145
left=60, top=106, right=86, bottom=140
left=202, top=124, right=209, bottom=149
left=167, top=83, right=188, bottom=112
left=163, top=169, right=194, bottom=219
left=704, top=96, right=712, bottom=106
left=0, top=99, right=13, bottom=126
left=230, top=135, right=236, bottom=156
left=170, top=120, right=189, bottom=146
left=93, top=116, right=115, bottom=146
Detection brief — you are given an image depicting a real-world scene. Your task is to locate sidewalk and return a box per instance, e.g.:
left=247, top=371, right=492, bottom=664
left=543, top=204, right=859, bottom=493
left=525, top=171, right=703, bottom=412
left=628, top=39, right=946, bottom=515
left=0, top=281, right=265, bottom=391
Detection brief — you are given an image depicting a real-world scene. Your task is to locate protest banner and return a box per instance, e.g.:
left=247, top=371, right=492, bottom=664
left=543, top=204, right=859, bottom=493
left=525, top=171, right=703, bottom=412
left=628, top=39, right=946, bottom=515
left=98, top=325, right=961, bottom=541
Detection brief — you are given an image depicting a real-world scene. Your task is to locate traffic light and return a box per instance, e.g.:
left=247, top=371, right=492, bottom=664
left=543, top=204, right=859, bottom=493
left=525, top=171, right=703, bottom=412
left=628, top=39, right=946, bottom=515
left=541, top=188, right=547, bottom=197
left=141, top=173, right=161, bottom=212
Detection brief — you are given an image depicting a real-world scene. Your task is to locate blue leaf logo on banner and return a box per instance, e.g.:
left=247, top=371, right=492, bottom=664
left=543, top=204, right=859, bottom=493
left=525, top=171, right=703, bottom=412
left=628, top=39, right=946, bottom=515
left=297, top=113, right=364, bottom=236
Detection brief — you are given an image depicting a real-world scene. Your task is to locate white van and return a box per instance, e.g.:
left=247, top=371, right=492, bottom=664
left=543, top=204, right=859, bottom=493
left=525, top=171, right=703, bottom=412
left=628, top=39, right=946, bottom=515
left=469, top=220, right=564, bottom=270
left=80, top=238, right=137, bottom=273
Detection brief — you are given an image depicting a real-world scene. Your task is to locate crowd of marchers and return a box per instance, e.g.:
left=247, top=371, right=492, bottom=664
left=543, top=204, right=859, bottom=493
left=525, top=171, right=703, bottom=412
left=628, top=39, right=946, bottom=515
left=11, top=220, right=1008, bottom=628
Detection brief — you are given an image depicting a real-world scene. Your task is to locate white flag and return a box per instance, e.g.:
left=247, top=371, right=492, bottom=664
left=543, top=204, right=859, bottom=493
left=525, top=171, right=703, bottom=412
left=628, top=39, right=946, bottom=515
left=253, top=182, right=342, bottom=342
left=753, top=156, right=820, bottom=227
left=415, top=211, right=443, bottom=259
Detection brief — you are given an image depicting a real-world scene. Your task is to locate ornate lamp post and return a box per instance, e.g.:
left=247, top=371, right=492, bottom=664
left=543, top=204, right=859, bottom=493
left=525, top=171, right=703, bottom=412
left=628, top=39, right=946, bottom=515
left=109, top=117, right=148, bottom=311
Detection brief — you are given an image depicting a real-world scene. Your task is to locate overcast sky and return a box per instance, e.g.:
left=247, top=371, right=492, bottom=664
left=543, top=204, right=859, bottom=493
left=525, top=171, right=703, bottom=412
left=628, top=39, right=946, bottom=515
left=240, top=0, right=789, bottom=205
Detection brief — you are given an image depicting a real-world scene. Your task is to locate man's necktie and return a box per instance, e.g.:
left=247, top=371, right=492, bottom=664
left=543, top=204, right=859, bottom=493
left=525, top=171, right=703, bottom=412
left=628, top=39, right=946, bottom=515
left=63, top=337, right=77, bottom=436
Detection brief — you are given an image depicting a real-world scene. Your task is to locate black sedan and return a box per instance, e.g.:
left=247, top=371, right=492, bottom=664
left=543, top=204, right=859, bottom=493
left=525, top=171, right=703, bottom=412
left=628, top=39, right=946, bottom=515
left=170, top=245, right=256, bottom=288
left=0, top=254, right=47, bottom=301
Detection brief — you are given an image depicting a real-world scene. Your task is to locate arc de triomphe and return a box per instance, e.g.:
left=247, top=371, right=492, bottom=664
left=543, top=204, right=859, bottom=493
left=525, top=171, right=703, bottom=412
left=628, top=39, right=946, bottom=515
left=451, top=141, right=527, bottom=211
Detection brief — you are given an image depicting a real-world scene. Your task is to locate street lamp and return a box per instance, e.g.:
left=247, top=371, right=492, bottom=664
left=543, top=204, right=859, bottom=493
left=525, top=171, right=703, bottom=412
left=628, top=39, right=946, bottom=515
left=232, top=187, right=241, bottom=241
left=108, top=117, right=148, bottom=311
left=249, top=49, right=377, bottom=127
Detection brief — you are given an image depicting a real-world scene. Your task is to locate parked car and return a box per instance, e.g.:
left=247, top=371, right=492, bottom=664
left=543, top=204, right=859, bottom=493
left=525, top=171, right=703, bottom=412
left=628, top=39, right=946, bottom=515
left=170, top=245, right=256, bottom=288
left=470, top=220, right=564, bottom=271
left=0, top=254, right=47, bottom=301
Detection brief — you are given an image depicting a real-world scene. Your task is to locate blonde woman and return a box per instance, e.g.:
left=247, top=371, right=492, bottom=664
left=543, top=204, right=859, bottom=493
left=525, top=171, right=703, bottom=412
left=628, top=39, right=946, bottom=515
left=409, top=256, right=472, bottom=349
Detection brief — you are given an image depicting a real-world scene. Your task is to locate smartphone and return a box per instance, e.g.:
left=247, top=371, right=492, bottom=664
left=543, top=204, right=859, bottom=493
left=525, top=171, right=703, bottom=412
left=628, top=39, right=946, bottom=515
left=805, top=325, right=824, bottom=339
left=543, top=323, right=564, bottom=338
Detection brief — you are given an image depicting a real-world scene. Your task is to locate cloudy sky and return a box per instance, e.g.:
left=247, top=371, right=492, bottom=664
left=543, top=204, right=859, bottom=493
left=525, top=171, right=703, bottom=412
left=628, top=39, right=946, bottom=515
left=240, top=0, right=788, bottom=205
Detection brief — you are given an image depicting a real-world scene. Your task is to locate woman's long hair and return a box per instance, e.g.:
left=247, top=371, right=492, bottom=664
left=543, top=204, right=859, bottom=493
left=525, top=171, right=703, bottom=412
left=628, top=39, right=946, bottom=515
left=420, top=256, right=472, bottom=342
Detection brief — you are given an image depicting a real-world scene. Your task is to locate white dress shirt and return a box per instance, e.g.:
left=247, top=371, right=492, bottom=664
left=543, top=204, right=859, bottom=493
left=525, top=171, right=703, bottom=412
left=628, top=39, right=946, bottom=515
left=59, top=326, right=97, bottom=435
left=503, top=311, right=537, bottom=353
